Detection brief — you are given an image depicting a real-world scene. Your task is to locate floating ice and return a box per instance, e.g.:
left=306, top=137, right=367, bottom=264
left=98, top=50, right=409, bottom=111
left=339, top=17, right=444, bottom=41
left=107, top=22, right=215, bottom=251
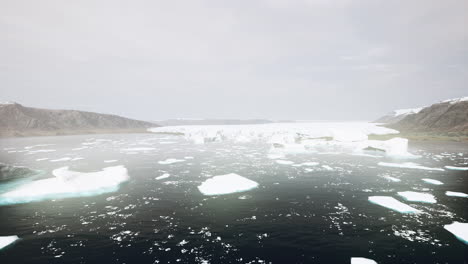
left=121, top=147, right=156, bottom=152
left=378, top=162, right=444, bottom=171
left=331, top=129, right=368, bottom=142
left=293, top=162, right=319, bottom=167
left=104, top=160, right=118, bottom=163
left=443, top=222, right=468, bottom=244
left=397, top=191, right=436, bottom=203
left=50, top=157, right=72, bottom=162
left=383, top=176, right=401, bottom=182
left=158, top=159, right=185, bottom=165
left=198, top=173, right=259, bottom=196
left=445, top=191, right=468, bottom=198
left=422, top=178, right=443, bottom=185
left=0, top=166, right=129, bottom=205
left=368, top=196, right=420, bottom=213
left=155, top=173, right=170, bottom=180
left=445, top=166, right=468, bottom=171
left=275, top=160, right=294, bottom=165
left=351, top=257, right=378, bottom=264
left=0, top=235, right=19, bottom=250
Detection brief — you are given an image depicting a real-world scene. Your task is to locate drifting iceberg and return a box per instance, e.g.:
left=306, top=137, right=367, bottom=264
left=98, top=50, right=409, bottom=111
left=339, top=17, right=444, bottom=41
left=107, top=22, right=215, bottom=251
left=378, top=162, right=444, bottom=171
left=422, top=178, right=443, bottom=185
left=368, top=196, right=420, bottom=213
left=444, top=222, right=468, bottom=244
left=198, top=173, right=259, bottom=196
left=0, top=166, right=129, bottom=205
left=445, top=166, right=468, bottom=171
left=351, top=257, right=378, bottom=264
left=0, top=235, right=19, bottom=250
left=445, top=191, right=468, bottom=198
left=397, top=191, right=436, bottom=203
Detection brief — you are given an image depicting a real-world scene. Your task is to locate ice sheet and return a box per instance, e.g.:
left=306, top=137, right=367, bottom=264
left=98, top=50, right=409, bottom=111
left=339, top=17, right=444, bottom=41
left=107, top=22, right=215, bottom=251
left=198, top=173, right=259, bottom=196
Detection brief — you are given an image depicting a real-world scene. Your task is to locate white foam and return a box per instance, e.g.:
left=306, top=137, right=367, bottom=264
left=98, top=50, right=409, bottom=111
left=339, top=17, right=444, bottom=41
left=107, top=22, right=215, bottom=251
left=443, top=222, right=468, bottom=244
left=0, top=235, right=19, bottom=250
left=155, top=173, right=170, bottom=180
left=0, top=166, right=129, bottom=205
left=397, top=191, right=437, bottom=203
left=351, top=257, right=378, bottom=264
left=158, top=159, right=184, bottom=165
left=445, top=166, right=468, bottom=171
left=368, top=196, right=420, bottom=213
left=378, top=162, right=444, bottom=171
left=446, top=191, right=468, bottom=198
left=198, top=173, right=259, bottom=196
left=422, top=178, right=443, bottom=185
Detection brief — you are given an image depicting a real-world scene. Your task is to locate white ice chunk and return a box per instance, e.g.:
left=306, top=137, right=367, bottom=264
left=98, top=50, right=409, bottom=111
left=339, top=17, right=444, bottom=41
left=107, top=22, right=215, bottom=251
left=368, top=196, right=420, bottom=213
left=158, top=158, right=185, bottom=165
left=155, top=173, right=170, bottom=180
left=367, top=138, right=413, bottom=157
left=422, top=178, right=443, bottom=185
left=293, top=162, right=319, bottom=167
left=397, top=191, right=436, bottom=203
left=378, top=162, right=444, bottom=171
left=275, top=160, right=294, bottom=165
left=121, top=147, right=156, bottom=152
left=104, top=160, right=118, bottom=163
left=446, top=191, right=468, bottom=198
left=198, top=173, right=258, bottom=196
left=351, top=257, right=378, bottom=264
left=50, top=157, right=72, bottom=162
left=445, top=166, right=468, bottom=171
left=383, top=176, right=401, bottom=182
left=444, top=222, right=468, bottom=244
left=0, top=235, right=19, bottom=250
left=0, top=166, right=129, bottom=205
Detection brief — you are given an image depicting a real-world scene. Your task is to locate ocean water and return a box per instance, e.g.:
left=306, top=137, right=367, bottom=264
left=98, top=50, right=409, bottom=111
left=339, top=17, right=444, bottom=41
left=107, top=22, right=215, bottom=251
left=0, top=133, right=467, bottom=263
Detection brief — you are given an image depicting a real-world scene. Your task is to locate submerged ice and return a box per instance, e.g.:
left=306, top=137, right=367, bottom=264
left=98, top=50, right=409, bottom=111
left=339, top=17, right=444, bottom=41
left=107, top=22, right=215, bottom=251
left=0, top=166, right=129, bottom=205
left=198, top=173, right=259, bottom=196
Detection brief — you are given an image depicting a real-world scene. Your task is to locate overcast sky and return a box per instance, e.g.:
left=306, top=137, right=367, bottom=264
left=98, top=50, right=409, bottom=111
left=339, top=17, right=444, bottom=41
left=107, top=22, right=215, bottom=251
left=1, top=0, right=467, bottom=121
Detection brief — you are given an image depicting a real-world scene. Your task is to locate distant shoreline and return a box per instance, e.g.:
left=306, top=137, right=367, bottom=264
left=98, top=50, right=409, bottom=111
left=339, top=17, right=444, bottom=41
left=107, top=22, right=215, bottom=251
left=0, top=128, right=153, bottom=139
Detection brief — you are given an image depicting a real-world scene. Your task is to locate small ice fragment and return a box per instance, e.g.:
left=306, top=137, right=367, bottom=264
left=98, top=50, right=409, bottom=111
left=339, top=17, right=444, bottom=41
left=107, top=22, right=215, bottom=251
left=351, top=257, right=378, bottom=264
left=422, top=178, right=443, bottom=185
left=383, top=176, right=401, bottom=182
left=104, top=160, right=118, bottom=163
left=158, top=159, right=184, bottom=165
left=397, top=191, right=436, bottom=203
left=50, top=157, right=72, bottom=162
left=378, top=162, right=444, bottom=171
left=198, top=173, right=258, bottom=196
left=0, top=235, right=19, bottom=250
left=275, top=160, right=294, bottom=165
left=443, top=222, right=468, bottom=244
left=155, top=173, right=170, bottom=180
left=446, top=191, right=468, bottom=198
left=368, top=196, right=420, bottom=213
left=445, top=166, right=468, bottom=171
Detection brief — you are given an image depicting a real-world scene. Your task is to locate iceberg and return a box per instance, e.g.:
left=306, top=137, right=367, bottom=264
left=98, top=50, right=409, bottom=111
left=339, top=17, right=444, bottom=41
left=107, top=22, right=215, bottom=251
left=0, top=235, right=19, bottom=250
left=445, top=166, right=468, bottom=171
left=378, top=162, right=444, bottom=171
left=158, top=159, right=184, bottom=165
left=0, top=166, right=129, bottom=205
left=422, top=178, right=443, bottom=185
left=351, top=257, right=378, bottom=264
left=445, top=191, right=468, bottom=198
left=198, top=173, right=259, bottom=196
left=397, top=191, right=436, bottom=203
left=368, top=196, right=420, bottom=213
left=443, top=222, right=468, bottom=244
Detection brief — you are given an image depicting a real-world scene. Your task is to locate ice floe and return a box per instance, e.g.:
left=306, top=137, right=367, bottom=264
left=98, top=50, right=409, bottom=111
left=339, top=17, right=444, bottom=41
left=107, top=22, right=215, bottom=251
left=158, top=159, right=185, bottom=165
left=155, top=173, right=170, bottom=180
left=445, top=191, right=468, bottom=198
left=198, top=173, right=259, bottom=196
left=443, top=222, right=468, bottom=244
left=397, top=191, right=437, bottom=203
left=368, top=196, right=420, bottom=213
left=0, top=166, right=129, bottom=205
left=383, top=176, right=401, bottom=182
left=351, top=257, right=378, bottom=264
left=0, top=235, right=19, bottom=250
left=422, top=178, right=443, bottom=185
left=444, top=166, right=468, bottom=171
left=275, top=160, right=294, bottom=165
left=104, top=160, right=118, bottom=163
left=378, top=162, right=444, bottom=171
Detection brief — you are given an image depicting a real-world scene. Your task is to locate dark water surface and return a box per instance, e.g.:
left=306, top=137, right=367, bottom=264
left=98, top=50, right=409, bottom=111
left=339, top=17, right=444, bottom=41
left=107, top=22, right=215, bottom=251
left=0, top=134, right=467, bottom=263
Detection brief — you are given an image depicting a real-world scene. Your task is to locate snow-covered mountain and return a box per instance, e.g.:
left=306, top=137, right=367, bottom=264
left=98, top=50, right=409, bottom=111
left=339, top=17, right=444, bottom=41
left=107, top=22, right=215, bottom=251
left=374, top=107, right=424, bottom=124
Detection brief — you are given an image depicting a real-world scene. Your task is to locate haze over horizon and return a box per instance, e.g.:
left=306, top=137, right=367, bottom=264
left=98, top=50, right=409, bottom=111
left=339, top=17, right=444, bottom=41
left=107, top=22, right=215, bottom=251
left=2, top=0, right=467, bottom=121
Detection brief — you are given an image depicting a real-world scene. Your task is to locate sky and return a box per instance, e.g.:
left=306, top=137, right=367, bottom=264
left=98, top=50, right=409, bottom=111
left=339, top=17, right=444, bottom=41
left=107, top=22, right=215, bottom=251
left=1, top=0, right=467, bottom=121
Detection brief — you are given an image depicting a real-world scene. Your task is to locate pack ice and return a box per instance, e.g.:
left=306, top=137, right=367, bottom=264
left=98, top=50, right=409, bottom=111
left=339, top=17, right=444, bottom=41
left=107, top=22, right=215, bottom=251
left=198, top=173, right=259, bottom=196
left=368, top=196, right=420, bottom=213
left=351, top=257, right=378, bottom=264
left=0, top=166, right=129, bottom=205
left=0, top=235, right=19, bottom=250
left=444, top=222, right=468, bottom=244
